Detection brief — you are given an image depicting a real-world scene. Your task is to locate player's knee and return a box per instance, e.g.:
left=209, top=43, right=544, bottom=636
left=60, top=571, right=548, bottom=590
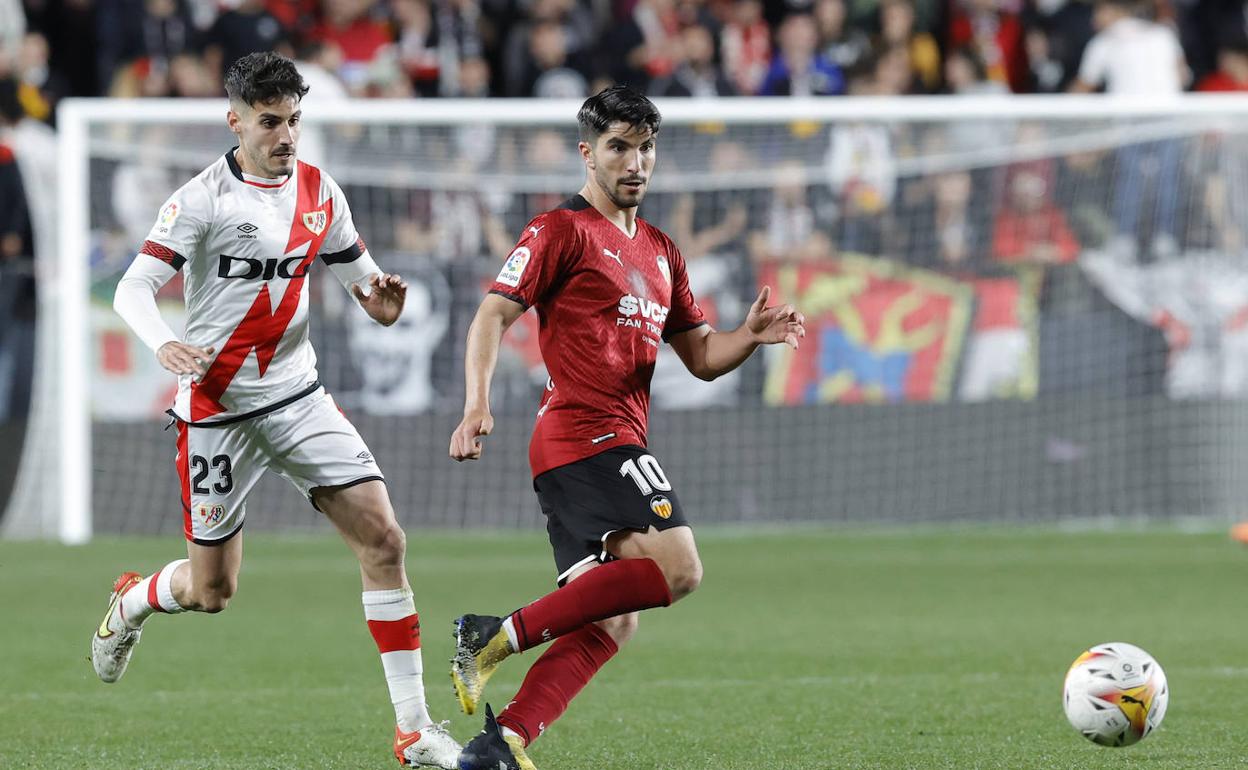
left=363, top=520, right=406, bottom=571
left=596, top=612, right=639, bottom=646
left=665, top=557, right=703, bottom=601
left=192, top=576, right=236, bottom=613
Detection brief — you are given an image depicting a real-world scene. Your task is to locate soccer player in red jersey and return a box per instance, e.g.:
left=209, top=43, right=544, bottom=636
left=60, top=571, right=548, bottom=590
left=448, top=86, right=806, bottom=770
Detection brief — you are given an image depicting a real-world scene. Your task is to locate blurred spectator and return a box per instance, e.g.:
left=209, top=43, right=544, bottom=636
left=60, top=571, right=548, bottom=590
left=872, top=43, right=916, bottom=94
left=758, top=13, right=844, bottom=95
left=1073, top=0, right=1187, bottom=258
left=827, top=90, right=895, bottom=253
left=603, top=0, right=683, bottom=90
left=720, top=0, right=771, bottom=94
left=523, top=20, right=589, bottom=98
left=393, top=0, right=441, bottom=95
left=394, top=0, right=485, bottom=97
left=992, top=163, right=1080, bottom=263
left=649, top=23, right=737, bottom=96
left=204, top=0, right=291, bottom=80
left=948, top=0, right=1028, bottom=93
left=892, top=128, right=988, bottom=269
left=167, top=50, right=216, bottom=96
left=97, top=0, right=195, bottom=102
left=814, top=0, right=870, bottom=73
left=266, top=0, right=321, bottom=47
left=1071, top=0, right=1187, bottom=94
left=295, top=41, right=349, bottom=102
left=930, top=169, right=979, bottom=266
left=668, top=140, right=752, bottom=261
left=1195, top=35, right=1248, bottom=92
left=877, top=0, right=939, bottom=92
left=312, top=0, right=390, bottom=92
left=1022, top=0, right=1093, bottom=93
left=1058, top=147, right=1114, bottom=246
left=944, top=45, right=1008, bottom=94
left=748, top=159, right=836, bottom=262
left=503, top=0, right=594, bottom=96
left=454, top=55, right=490, bottom=97
left=13, top=33, right=65, bottom=123
left=0, top=76, right=35, bottom=421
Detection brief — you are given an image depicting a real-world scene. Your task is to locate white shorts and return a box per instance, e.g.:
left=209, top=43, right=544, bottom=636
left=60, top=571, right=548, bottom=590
left=175, top=388, right=383, bottom=544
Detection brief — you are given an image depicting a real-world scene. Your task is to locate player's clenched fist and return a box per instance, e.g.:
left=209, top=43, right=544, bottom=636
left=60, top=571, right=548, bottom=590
left=157, top=341, right=216, bottom=377
left=450, top=408, right=494, bottom=461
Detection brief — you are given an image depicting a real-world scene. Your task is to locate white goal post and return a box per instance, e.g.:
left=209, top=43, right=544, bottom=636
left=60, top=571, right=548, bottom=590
left=10, top=93, right=1248, bottom=543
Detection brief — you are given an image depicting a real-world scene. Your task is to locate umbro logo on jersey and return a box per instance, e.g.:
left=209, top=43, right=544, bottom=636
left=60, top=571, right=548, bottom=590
left=237, top=222, right=258, bottom=240
left=603, top=248, right=622, bottom=266
left=356, top=451, right=374, bottom=464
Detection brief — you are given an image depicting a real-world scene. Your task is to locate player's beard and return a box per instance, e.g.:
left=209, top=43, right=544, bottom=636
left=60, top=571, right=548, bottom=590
left=600, top=171, right=646, bottom=210
left=266, top=146, right=296, bottom=177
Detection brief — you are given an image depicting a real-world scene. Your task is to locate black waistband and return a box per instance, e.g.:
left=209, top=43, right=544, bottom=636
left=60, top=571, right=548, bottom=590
left=166, top=381, right=322, bottom=428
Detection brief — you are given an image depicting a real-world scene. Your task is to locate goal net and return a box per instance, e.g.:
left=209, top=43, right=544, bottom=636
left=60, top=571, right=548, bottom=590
left=9, top=96, right=1248, bottom=542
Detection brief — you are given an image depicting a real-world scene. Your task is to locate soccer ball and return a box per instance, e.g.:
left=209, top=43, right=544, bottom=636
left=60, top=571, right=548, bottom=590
left=1062, top=642, right=1168, bottom=747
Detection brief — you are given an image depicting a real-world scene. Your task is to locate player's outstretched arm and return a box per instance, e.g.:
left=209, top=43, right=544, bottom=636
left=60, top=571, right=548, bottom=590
left=450, top=293, right=526, bottom=462
left=668, top=285, right=805, bottom=381
left=351, top=273, right=407, bottom=326
left=114, top=254, right=215, bottom=377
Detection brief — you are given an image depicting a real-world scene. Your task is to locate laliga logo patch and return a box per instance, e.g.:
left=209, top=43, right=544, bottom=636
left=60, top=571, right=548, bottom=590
left=156, top=202, right=179, bottom=234
left=650, top=495, right=673, bottom=519
left=197, top=503, right=225, bottom=526
left=655, top=255, right=671, bottom=286
left=302, top=210, right=327, bottom=235
left=497, top=246, right=531, bottom=288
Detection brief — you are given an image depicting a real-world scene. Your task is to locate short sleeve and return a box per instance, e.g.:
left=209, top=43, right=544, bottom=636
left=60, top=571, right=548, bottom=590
left=661, top=246, right=707, bottom=341
left=488, top=212, right=574, bottom=309
left=141, top=180, right=212, bottom=270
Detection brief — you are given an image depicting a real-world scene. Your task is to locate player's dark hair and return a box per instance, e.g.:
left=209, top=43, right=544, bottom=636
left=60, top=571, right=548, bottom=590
left=577, top=86, right=661, bottom=144
left=224, top=52, right=309, bottom=108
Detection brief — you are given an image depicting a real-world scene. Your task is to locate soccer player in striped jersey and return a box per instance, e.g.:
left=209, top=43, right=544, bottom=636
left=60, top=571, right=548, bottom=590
left=448, top=86, right=806, bottom=770
left=91, top=52, right=459, bottom=769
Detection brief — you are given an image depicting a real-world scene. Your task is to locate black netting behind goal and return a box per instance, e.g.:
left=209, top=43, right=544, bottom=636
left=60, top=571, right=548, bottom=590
left=78, top=108, right=1248, bottom=535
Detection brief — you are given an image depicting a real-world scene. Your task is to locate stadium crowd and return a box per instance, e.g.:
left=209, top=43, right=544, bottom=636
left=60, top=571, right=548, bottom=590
left=0, top=0, right=1245, bottom=116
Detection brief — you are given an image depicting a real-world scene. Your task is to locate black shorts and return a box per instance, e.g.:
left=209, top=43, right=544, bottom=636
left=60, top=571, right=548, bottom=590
left=534, top=444, right=689, bottom=585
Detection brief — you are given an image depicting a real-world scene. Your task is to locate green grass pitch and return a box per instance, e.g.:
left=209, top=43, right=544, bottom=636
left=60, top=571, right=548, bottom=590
left=2, top=528, right=1246, bottom=769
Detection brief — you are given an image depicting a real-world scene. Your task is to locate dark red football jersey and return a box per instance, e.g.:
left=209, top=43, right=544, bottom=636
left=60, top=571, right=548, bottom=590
left=488, top=195, right=707, bottom=478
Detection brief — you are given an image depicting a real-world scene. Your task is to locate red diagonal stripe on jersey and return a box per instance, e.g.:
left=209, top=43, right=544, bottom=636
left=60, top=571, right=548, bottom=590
left=190, top=162, right=333, bottom=420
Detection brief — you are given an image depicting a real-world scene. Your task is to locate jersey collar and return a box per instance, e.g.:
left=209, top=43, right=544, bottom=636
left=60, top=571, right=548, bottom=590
left=225, top=148, right=291, bottom=189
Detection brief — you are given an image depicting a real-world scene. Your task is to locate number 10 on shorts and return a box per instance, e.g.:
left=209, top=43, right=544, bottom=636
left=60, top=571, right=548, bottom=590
left=619, top=454, right=671, bottom=495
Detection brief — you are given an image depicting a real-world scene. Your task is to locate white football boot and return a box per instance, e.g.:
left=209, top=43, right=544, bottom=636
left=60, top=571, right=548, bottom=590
left=91, top=571, right=144, bottom=683
left=394, top=720, right=462, bottom=769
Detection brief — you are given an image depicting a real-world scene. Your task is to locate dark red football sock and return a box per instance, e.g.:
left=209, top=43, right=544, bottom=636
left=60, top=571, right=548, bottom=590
left=509, top=557, right=671, bottom=651
left=496, top=622, right=619, bottom=746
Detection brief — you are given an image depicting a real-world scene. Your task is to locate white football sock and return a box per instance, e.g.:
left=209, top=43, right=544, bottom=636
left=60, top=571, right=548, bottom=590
left=119, top=559, right=188, bottom=629
left=364, top=588, right=432, bottom=733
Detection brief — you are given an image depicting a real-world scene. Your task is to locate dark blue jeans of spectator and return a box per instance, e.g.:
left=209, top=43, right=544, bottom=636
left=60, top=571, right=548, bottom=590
left=1112, top=139, right=1181, bottom=242
left=0, top=261, right=36, bottom=421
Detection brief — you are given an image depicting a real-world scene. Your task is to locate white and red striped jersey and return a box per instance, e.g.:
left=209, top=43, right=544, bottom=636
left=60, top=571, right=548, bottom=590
left=141, top=150, right=375, bottom=424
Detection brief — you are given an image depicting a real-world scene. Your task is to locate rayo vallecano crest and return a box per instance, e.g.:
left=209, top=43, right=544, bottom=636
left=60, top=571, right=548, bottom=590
left=303, top=210, right=327, bottom=235
left=655, top=254, right=671, bottom=286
